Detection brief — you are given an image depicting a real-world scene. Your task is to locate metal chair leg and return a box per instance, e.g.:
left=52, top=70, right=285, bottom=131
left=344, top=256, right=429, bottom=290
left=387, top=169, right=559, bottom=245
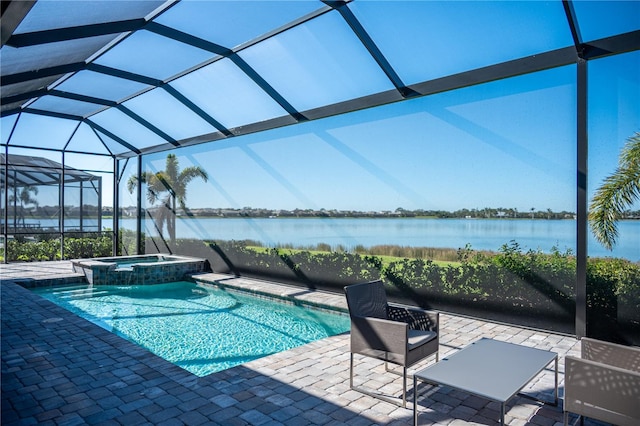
left=402, top=366, right=407, bottom=408
left=350, top=353, right=409, bottom=408
left=350, top=353, right=354, bottom=389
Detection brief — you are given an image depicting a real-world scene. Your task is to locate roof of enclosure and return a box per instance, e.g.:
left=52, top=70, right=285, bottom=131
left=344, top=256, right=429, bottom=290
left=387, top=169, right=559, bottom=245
left=1, top=0, right=639, bottom=159
left=0, top=153, right=100, bottom=188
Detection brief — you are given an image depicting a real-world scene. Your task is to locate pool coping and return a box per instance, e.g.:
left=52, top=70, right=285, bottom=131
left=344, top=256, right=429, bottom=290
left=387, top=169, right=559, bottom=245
left=7, top=268, right=348, bottom=315
left=192, top=272, right=349, bottom=314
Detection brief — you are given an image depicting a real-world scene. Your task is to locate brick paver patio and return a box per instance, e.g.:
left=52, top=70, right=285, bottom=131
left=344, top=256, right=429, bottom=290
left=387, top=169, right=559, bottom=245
left=1, top=261, right=606, bottom=425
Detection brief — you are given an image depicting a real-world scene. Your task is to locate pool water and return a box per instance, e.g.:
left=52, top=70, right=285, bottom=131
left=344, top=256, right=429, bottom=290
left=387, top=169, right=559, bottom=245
left=33, top=282, right=350, bottom=376
left=112, top=257, right=165, bottom=270
left=107, top=255, right=184, bottom=270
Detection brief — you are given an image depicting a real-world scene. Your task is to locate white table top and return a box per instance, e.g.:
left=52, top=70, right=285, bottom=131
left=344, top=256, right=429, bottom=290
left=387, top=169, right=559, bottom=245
left=414, top=338, right=557, bottom=403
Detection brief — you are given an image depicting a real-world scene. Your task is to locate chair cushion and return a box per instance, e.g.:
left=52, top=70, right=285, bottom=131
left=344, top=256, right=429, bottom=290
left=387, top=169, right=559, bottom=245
left=408, top=329, right=437, bottom=350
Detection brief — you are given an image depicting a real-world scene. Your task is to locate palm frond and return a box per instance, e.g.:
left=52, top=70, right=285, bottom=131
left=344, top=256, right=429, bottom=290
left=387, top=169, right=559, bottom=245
left=589, top=132, right=640, bottom=250
left=146, top=188, right=158, bottom=205
left=126, top=175, right=138, bottom=194
left=179, top=166, right=208, bottom=183
left=176, top=166, right=208, bottom=209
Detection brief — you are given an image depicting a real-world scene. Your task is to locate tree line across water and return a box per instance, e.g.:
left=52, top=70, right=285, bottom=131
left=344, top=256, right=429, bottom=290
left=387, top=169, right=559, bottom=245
left=136, top=206, right=588, bottom=219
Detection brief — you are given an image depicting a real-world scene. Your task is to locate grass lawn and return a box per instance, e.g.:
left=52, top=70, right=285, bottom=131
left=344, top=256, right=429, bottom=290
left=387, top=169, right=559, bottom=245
left=246, top=246, right=460, bottom=267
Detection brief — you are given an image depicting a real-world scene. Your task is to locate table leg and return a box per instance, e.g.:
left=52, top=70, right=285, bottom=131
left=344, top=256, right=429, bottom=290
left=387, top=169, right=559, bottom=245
left=501, top=402, right=505, bottom=426
left=413, top=375, right=418, bottom=426
left=516, top=357, right=560, bottom=407
left=554, top=356, right=559, bottom=406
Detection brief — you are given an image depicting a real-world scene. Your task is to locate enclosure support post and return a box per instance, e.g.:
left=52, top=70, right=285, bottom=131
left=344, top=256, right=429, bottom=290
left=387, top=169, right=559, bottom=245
left=113, top=157, right=118, bottom=256
left=576, top=58, right=588, bottom=339
left=3, top=145, right=8, bottom=263
left=12, top=170, right=17, bottom=229
left=97, top=176, right=102, bottom=241
left=136, top=155, right=142, bottom=255
left=60, top=152, right=65, bottom=260
left=79, top=180, right=84, bottom=233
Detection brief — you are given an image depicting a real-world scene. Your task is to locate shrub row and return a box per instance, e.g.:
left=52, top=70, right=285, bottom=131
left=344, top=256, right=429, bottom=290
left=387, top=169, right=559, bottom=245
left=2, top=234, right=114, bottom=261
left=1, top=229, right=141, bottom=262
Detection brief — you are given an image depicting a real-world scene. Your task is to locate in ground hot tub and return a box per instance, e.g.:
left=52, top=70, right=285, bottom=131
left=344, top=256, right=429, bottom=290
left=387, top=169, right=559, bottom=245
left=72, top=254, right=207, bottom=285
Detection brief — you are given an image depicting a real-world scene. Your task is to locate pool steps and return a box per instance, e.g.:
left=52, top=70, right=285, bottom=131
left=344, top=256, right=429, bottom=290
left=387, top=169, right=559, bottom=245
left=192, top=272, right=348, bottom=315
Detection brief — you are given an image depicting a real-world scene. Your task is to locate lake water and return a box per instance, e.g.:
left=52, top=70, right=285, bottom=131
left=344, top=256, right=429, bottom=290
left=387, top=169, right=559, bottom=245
left=20, top=216, right=639, bottom=260
left=126, top=217, right=638, bottom=261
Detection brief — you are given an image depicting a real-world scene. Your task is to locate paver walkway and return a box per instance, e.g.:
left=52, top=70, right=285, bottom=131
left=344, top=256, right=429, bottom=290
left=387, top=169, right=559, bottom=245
left=1, top=261, right=606, bottom=425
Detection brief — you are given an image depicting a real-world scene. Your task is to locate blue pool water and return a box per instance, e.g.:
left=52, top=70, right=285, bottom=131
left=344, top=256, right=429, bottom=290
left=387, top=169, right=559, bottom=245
left=33, top=282, right=350, bottom=376
left=101, top=255, right=183, bottom=270
left=112, top=257, right=164, bottom=269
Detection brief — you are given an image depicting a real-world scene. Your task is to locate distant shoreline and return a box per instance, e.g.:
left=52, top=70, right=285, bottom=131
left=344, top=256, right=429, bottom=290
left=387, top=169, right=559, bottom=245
left=173, top=215, right=581, bottom=220
left=112, top=206, right=589, bottom=220
left=106, top=215, right=640, bottom=221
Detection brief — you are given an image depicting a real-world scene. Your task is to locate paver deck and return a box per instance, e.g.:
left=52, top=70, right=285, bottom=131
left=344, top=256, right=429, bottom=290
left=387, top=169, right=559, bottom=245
left=1, top=261, right=608, bottom=425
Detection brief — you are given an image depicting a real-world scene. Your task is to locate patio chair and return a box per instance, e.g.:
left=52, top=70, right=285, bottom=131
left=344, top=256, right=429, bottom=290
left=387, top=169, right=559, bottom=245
left=564, top=337, right=640, bottom=426
left=344, top=280, right=439, bottom=408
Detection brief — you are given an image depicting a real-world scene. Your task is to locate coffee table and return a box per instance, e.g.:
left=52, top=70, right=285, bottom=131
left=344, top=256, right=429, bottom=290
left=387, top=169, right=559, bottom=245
left=413, top=338, right=558, bottom=425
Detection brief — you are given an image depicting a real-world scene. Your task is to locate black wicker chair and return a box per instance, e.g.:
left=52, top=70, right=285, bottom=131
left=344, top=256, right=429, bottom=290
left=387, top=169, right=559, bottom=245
left=344, top=280, right=439, bottom=408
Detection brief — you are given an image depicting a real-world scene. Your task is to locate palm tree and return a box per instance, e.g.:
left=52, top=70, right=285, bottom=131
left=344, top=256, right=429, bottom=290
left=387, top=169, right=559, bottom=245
left=589, top=132, right=640, bottom=250
left=9, top=185, right=38, bottom=227
left=127, top=154, right=208, bottom=244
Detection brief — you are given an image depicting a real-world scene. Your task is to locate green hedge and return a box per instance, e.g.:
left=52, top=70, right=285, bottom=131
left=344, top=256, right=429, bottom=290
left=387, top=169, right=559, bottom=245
left=1, top=229, right=142, bottom=262
left=2, top=233, right=113, bottom=261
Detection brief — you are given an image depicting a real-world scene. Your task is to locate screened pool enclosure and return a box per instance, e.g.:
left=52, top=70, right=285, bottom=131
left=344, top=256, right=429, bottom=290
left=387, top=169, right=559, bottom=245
left=2, top=1, right=639, bottom=344
left=1, top=153, right=102, bottom=232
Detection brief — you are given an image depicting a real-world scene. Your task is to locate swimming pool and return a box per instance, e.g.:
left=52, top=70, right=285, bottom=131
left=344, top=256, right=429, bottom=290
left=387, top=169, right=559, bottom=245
left=33, top=281, right=350, bottom=376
